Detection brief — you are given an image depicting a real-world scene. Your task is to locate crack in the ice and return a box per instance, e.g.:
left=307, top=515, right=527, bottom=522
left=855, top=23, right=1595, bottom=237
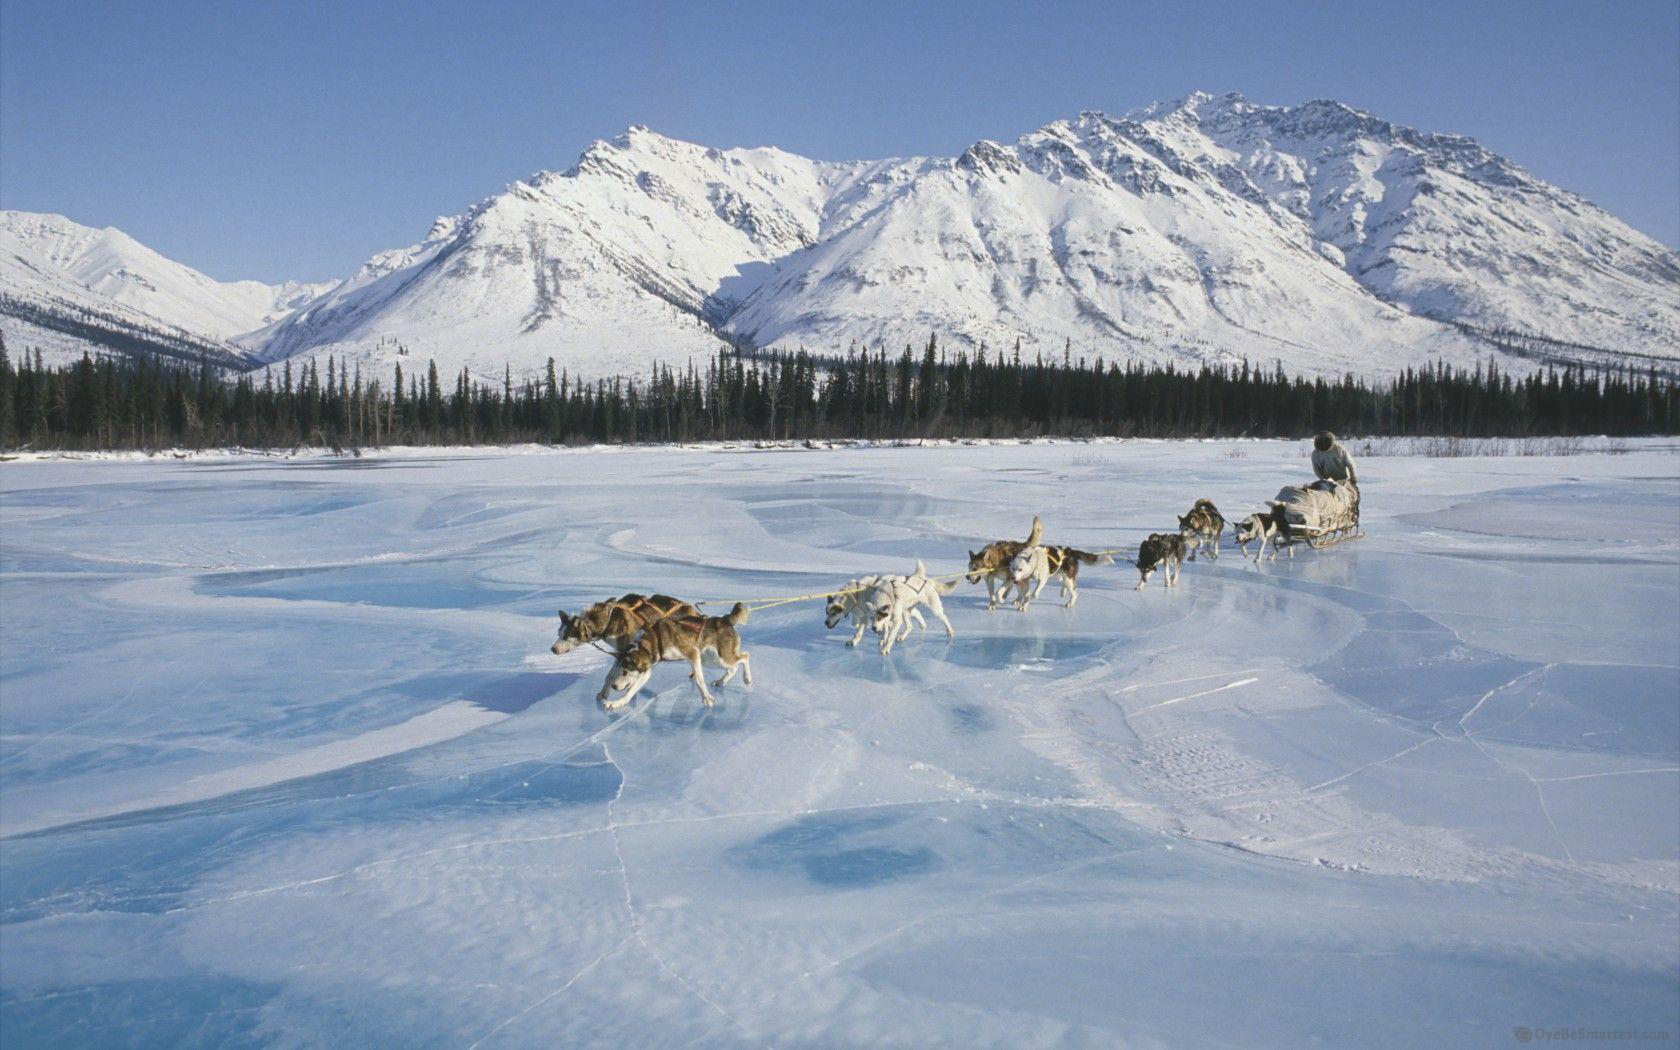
left=1534, top=768, right=1680, bottom=782
left=464, top=935, right=632, bottom=1050
left=170, top=825, right=614, bottom=913
left=1119, top=667, right=1267, bottom=694
left=1461, top=730, right=1576, bottom=863
left=1458, top=664, right=1553, bottom=732
left=0, top=650, right=195, bottom=767
left=1129, top=676, right=1259, bottom=715
left=1451, top=664, right=1581, bottom=862
left=1300, top=729, right=1444, bottom=795
left=601, top=739, right=772, bottom=1049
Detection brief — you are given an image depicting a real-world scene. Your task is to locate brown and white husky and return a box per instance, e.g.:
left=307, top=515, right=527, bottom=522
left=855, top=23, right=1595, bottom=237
left=1177, top=498, right=1226, bottom=561
left=603, top=603, right=752, bottom=710
left=966, top=516, right=1044, bottom=610
left=553, top=593, right=698, bottom=699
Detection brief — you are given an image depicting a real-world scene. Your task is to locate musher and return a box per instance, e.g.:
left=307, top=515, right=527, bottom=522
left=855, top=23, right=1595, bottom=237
left=1310, top=430, right=1359, bottom=524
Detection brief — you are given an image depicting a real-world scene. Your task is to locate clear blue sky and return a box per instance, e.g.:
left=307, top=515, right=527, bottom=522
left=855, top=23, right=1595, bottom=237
left=3, top=0, right=1676, bottom=282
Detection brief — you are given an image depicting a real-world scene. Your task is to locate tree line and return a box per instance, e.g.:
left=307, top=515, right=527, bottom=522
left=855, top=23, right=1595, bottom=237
left=1, top=335, right=1674, bottom=451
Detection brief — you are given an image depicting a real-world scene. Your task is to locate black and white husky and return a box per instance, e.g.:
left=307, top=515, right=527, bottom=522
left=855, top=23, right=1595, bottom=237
left=1134, top=533, right=1187, bottom=589
left=1233, top=508, right=1294, bottom=563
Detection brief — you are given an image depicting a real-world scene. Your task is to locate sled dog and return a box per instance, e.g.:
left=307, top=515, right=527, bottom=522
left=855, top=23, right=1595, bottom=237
left=1008, top=544, right=1112, bottom=610
left=553, top=593, right=696, bottom=656
left=554, top=593, right=699, bottom=699
left=863, top=560, right=958, bottom=654
left=1177, top=498, right=1226, bottom=561
left=827, top=574, right=927, bottom=648
left=1233, top=508, right=1294, bottom=563
left=966, top=516, right=1044, bottom=610
left=603, top=603, right=751, bottom=709
left=1134, top=533, right=1187, bottom=589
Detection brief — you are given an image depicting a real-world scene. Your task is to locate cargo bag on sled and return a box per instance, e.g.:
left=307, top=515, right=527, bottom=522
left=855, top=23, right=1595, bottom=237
left=1271, top=482, right=1356, bottom=534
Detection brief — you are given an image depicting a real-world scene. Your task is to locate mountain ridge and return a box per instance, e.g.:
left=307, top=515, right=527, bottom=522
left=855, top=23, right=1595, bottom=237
left=3, top=92, right=1675, bottom=378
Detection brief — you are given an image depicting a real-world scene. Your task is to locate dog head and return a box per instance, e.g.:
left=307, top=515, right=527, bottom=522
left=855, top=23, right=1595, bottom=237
left=1233, top=515, right=1263, bottom=544
left=552, top=609, right=583, bottom=655
left=607, top=646, right=657, bottom=692
left=867, top=588, right=897, bottom=634
left=965, top=549, right=990, bottom=583
left=824, top=594, right=848, bottom=629
left=551, top=602, right=614, bottom=654
left=1135, top=534, right=1167, bottom=585
left=1009, top=546, right=1039, bottom=585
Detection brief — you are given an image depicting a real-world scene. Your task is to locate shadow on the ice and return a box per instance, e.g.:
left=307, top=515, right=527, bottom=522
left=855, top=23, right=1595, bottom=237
left=0, top=975, right=278, bottom=1047
left=730, top=810, right=939, bottom=888
left=392, top=670, right=576, bottom=714
left=2, top=743, right=625, bottom=921
left=948, top=703, right=996, bottom=733
left=203, top=560, right=528, bottom=611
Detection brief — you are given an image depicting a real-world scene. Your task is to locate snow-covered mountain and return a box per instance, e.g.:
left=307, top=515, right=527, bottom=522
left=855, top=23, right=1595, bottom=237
left=0, top=211, right=335, bottom=367
left=247, top=127, right=857, bottom=377
left=5, top=93, right=1676, bottom=378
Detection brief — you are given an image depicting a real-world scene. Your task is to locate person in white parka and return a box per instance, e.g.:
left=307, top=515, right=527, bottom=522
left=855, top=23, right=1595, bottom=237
left=1310, top=431, right=1359, bottom=523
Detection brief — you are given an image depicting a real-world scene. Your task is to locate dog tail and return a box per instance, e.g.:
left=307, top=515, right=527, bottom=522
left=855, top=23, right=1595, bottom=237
left=724, top=601, right=750, bottom=626
left=1025, top=515, right=1044, bottom=546
left=913, top=558, right=928, bottom=578
left=1066, top=548, right=1112, bottom=566
left=934, top=576, right=960, bottom=594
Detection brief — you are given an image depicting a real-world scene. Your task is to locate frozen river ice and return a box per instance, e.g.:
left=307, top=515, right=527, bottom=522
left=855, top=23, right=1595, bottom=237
left=2, top=440, right=1677, bottom=1046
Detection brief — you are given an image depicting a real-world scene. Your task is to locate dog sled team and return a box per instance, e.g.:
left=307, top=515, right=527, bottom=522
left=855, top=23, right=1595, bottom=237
left=553, top=432, right=1360, bottom=707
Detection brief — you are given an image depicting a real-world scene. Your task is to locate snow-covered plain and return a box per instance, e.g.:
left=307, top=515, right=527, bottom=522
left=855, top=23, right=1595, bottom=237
left=2, top=441, right=1677, bottom=1046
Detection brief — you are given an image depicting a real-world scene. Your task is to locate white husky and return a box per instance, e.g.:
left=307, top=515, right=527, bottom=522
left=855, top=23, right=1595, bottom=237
left=863, top=560, right=958, bottom=654
left=826, top=574, right=927, bottom=648
left=1008, top=544, right=1112, bottom=611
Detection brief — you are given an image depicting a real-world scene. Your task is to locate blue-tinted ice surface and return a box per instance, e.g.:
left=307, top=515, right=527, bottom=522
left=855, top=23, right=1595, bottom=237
left=2, top=441, right=1677, bottom=1047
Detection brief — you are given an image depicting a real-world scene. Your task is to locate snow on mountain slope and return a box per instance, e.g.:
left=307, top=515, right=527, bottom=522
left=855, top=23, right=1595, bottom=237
left=0, top=212, right=333, bottom=337
left=250, top=127, right=866, bottom=379
left=4, top=94, right=1675, bottom=379
left=266, top=96, right=1675, bottom=380
left=1137, top=92, right=1680, bottom=354
left=723, top=121, right=1475, bottom=375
